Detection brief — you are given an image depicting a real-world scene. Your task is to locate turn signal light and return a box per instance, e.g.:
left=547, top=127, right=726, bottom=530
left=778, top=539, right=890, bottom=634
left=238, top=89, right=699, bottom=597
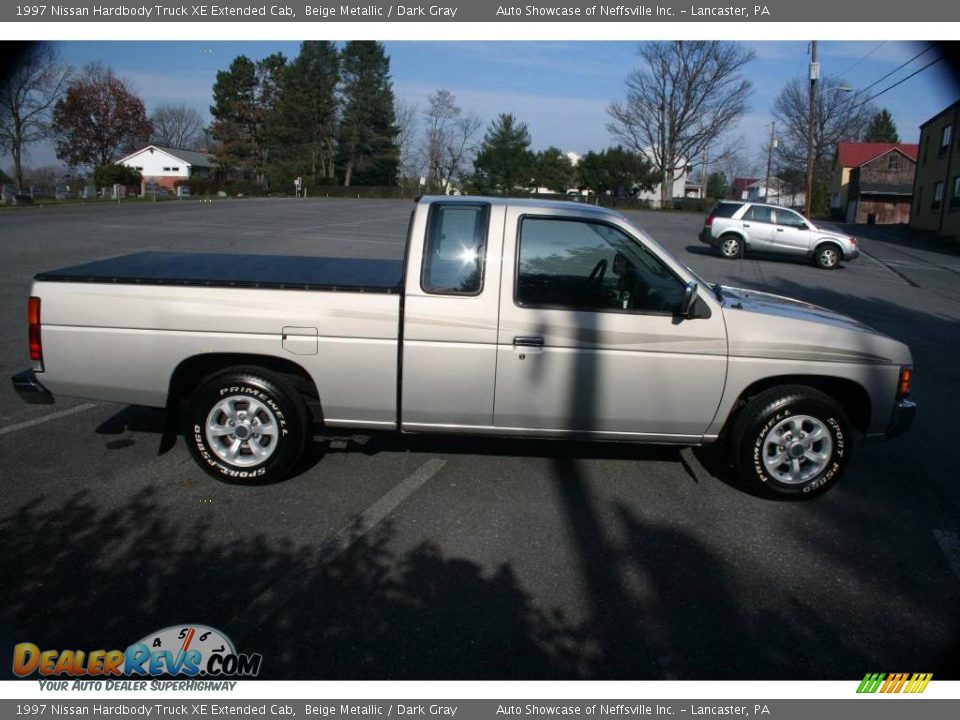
left=897, top=366, right=912, bottom=399
left=28, top=296, right=43, bottom=371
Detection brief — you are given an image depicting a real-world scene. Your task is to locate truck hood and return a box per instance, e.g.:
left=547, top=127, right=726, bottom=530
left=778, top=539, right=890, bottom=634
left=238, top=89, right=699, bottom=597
left=719, top=286, right=912, bottom=366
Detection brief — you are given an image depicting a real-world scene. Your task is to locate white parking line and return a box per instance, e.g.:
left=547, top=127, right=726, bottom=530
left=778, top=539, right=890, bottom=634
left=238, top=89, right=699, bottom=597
left=0, top=403, right=97, bottom=436
left=932, top=529, right=960, bottom=581
left=233, top=457, right=447, bottom=635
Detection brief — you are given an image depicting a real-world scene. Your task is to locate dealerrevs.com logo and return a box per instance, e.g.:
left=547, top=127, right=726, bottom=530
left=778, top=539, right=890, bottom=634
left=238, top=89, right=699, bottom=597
left=13, top=624, right=262, bottom=680
left=857, top=673, right=933, bottom=694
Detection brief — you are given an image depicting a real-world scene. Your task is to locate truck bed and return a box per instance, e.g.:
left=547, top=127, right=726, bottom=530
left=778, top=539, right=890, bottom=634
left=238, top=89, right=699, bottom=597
left=35, top=251, right=404, bottom=294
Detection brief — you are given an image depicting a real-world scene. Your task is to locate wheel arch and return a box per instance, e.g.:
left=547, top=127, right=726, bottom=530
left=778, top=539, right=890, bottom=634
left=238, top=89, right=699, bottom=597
left=160, top=353, right=323, bottom=452
left=720, top=374, right=871, bottom=437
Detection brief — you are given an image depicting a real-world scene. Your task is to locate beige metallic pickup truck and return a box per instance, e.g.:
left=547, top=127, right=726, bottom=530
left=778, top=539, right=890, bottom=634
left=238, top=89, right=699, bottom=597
left=12, top=197, right=916, bottom=497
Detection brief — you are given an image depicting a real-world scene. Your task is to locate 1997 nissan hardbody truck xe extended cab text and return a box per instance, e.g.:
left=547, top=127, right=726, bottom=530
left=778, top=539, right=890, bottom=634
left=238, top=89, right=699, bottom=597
left=12, top=198, right=916, bottom=497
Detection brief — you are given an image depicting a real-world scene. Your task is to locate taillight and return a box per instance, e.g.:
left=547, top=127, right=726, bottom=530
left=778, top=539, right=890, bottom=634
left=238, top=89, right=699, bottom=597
left=897, top=366, right=912, bottom=399
left=28, top=296, right=43, bottom=372
left=705, top=215, right=715, bottom=227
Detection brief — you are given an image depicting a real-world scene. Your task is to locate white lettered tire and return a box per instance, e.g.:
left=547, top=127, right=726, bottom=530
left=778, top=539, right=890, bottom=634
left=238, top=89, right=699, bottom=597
left=185, top=368, right=309, bottom=484
left=731, top=386, right=852, bottom=498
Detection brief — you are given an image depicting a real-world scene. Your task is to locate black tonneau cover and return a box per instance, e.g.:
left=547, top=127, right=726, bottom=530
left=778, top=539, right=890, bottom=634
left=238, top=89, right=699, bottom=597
left=35, top=251, right=404, bottom=294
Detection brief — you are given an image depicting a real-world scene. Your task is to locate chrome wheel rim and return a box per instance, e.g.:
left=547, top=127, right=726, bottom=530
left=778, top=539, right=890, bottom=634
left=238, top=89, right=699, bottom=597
left=205, top=395, right=279, bottom=467
left=721, top=237, right=740, bottom=257
left=761, top=414, right=833, bottom=485
left=819, top=248, right=838, bottom=267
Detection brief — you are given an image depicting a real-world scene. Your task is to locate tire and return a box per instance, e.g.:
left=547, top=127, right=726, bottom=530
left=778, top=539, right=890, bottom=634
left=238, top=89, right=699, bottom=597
left=719, top=234, right=743, bottom=259
left=185, top=367, right=309, bottom=484
left=813, top=243, right=841, bottom=270
left=731, top=385, right=852, bottom=498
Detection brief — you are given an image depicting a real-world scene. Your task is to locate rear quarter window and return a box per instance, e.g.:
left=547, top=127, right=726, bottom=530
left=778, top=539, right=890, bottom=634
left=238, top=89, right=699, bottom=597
left=711, top=202, right=743, bottom=218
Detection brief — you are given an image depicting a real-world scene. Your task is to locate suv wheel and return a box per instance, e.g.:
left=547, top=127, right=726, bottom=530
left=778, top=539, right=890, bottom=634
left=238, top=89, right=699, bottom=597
left=731, top=385, right=851, bottom=498
left=719, top=235, right=743, bottom=259
left=814, top=243, right=841, bottom=269
left=185, top=367, right=309, bottom=484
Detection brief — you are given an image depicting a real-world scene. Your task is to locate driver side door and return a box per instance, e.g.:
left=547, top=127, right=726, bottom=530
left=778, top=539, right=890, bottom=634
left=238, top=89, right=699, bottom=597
left=493, top=210, right=727, bottom=440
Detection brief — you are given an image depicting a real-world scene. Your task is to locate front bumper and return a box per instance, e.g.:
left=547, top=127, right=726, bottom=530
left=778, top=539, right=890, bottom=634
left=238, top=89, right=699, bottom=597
left=845, top=246, right=860, bottom=260
left=11, top=369, right=55, bottom=405
left=886, top=398, right=916, bottom=437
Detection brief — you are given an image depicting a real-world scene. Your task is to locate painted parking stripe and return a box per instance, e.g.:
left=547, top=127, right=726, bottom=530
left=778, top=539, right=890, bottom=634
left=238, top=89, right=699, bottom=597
left=932, top=529, right=960, bottom=580
left=233, top=457, right=447, bottom=635
left=0, top=402, right=97, bottom=436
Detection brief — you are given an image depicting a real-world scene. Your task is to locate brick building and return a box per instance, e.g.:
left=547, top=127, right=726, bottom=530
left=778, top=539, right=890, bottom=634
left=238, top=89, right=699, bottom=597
left=831, top=142, right=918, bottom=224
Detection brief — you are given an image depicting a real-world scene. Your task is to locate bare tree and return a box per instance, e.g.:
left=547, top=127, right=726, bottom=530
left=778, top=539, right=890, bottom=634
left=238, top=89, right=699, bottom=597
left=422, top=89, right=482, bottom=193
left=150, top=104, right=206, bottom=149
left=607, top=41, right=755, bottom=206
left=394, top=97, right=419, bottom=184
left=0, top=44, right=71, bottom=190
left=773, top=74, right=875, bottom=185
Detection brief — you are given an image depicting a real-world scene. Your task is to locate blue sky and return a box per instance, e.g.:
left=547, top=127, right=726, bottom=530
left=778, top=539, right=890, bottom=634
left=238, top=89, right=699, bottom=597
left=11, top=40, right=960, bottom=173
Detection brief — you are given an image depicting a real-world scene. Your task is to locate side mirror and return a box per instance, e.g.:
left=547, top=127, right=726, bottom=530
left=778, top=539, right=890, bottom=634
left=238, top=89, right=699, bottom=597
left=679, top=281, right=712, bottom=320
left=680, top=281, right=698, bottom=318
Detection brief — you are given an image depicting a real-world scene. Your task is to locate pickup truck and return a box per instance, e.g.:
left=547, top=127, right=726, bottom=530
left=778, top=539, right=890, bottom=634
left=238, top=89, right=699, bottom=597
left=12, top=197, right=916, bottom=497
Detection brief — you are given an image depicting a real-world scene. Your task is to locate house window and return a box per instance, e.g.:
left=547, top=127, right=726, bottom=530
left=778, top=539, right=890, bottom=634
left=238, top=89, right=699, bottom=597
left=932, top=181, right=944, bottom=211
left=923, top=135, right=929, bottom=165
left=951, top=176, right=960, bottom=209
left=940, top=125, right=953, bottom=156
left=162, top=166, right=171, bottom=171
left=171, top=167, right=180, bottom=172
left=887, top=154, right=899, bottom=171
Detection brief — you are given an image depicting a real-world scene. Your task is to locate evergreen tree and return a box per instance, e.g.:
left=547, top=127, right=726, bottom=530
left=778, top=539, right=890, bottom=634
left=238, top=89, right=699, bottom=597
left=269, top=41, right=340, bottom=184
left=863, top=109, right=900, bottom=143
left=706, top=171, right=728, bottom=199
left=532, top=147, right=574, bottom=193
left=336, top=41, right=399, bottom=186
left=210, top=53, right=286, bottom=187
left=576, top=146, right=656, bottom=196
left=472, top=114, right=533, bottom=195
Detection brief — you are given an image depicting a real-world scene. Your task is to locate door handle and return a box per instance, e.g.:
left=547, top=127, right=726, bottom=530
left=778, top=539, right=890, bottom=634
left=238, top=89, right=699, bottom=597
left=776, top=228, right=784, bottom=232
left=513, top=336, right=544, bottom=348
left=743, top=223, right=751, bottom=228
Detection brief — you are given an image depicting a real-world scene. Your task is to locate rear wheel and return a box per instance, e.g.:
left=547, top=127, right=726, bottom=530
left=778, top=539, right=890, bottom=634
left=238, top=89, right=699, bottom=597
left=719, top=234, right=743, bottom=259
left=731, top=386, right=851, bottom=498
left=813, top=243, right=841, bottom=269
left=185, top=368, right=309, bottom=484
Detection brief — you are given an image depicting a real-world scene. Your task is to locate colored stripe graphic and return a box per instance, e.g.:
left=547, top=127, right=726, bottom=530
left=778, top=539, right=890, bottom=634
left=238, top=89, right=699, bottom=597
left=857, top=672, right=931, bottom=693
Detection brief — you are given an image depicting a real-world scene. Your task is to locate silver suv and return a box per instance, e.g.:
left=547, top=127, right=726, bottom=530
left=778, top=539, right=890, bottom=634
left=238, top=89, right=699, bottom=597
left=699, top=201, right=859, bottom=269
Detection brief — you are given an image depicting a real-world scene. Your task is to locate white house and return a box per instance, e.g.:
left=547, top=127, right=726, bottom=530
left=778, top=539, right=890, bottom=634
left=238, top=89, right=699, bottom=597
left=117, top=146, right=218, bottom=192
left=743, top=178, right=806, bottom=209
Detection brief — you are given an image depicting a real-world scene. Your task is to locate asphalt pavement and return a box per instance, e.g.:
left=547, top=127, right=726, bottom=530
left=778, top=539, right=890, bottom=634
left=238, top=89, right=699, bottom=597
left=1, top=198, right=957, bottom=679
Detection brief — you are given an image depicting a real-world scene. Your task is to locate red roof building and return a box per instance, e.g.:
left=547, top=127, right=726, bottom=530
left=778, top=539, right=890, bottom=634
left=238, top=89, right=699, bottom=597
left=831, top=142, right=919, bottom=223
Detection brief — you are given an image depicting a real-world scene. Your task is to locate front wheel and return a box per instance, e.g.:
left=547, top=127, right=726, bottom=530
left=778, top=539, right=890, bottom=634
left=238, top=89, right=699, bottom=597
left=813, top=243, right=841, bottom=269
left=185, top=368, right=309, bottom=484
left=731, top=386, right=852, bottom=498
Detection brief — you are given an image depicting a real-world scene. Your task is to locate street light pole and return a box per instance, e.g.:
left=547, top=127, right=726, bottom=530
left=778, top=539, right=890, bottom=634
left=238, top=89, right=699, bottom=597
left=804, top=41, right=818, bottom=217
left=765, top=121, right=776, bottom=203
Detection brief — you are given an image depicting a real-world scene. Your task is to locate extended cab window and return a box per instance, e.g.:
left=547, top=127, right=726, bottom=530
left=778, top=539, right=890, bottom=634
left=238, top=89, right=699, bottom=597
left=421, top=204, right=488, bottom=295
left=744, top=205, right=774, bottom=223
left=517, top=217, right=685, bottom=314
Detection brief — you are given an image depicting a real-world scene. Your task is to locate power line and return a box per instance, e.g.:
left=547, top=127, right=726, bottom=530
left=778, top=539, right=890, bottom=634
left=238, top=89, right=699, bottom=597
left=847, top=56, right=943, bottom=113
left=837, top=41, right=886, bottom=76
left=856, top=44, right=935, bottom=96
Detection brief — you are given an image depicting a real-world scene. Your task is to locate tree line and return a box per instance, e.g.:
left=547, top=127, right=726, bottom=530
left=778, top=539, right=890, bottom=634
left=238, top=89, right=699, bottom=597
left=0, top=40, right=911, bottom=212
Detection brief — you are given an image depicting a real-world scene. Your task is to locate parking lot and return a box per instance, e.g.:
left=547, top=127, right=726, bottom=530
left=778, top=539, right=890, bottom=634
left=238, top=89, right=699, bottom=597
left=1, top=198, right=958, bottom=679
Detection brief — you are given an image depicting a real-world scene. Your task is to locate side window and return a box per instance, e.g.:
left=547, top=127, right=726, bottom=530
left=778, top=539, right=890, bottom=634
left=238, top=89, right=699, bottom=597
left=421, top=204, right=488, bottom=295
left=775, top=210, right=807, bottom=228
left=516, top=217, right=686, bottom=314
left=744, top=205, right=774, bottom=223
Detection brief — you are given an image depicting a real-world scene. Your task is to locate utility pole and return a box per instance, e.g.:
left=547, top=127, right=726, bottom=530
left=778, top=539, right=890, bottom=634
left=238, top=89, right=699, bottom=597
left=804, top=40, right=819, bottom=217
left=765, top=121, right=775, bottom=203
